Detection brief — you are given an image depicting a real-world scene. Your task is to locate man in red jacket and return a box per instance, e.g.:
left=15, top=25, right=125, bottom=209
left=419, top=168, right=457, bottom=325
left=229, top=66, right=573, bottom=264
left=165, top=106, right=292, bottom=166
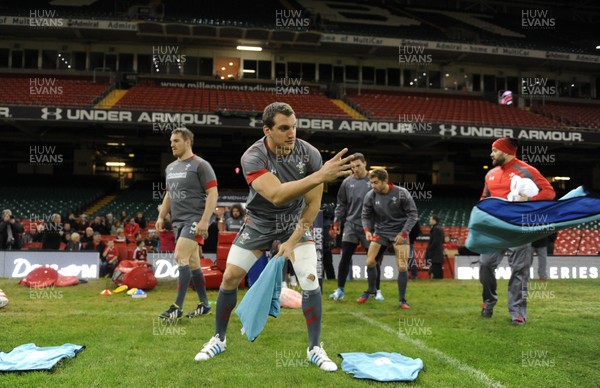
left=479, top=138, right=555, bottom=326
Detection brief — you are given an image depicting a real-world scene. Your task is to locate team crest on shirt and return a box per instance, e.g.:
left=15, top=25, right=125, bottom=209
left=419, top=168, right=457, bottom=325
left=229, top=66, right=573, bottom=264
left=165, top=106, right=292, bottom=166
left=185, top=163, right=191, bottom=170
left=375, top=200, right=381, bottom=206
left=391, top=196, right=398, bottom=204
left=296, top=161, right=305, bottom=175
left=238, top=232, right=251, bottom=244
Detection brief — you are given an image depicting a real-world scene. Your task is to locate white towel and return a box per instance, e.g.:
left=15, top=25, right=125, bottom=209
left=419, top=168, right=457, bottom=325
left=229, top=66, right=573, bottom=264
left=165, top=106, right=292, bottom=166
left=507, top=176, right=539, bottom=201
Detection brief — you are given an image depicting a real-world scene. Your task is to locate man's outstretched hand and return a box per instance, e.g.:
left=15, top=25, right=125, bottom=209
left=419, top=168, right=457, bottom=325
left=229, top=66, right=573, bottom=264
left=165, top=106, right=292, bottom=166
left=318, top=148, right=355, bottom=183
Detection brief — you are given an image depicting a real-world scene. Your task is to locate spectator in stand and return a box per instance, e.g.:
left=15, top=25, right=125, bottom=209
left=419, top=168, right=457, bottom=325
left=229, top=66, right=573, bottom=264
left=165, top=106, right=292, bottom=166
left=0, top=209, right=24, bottom=250
left=91, top=216, right=107, bottom=235
left=134, top=232, right=143, bottom=244
left=120, top=210, right=128, bottom=224
left=85, top=232, right=106, bottom=257
left=144, top=230, right=159, bottom=252
left=65, top=232, right=83, bottom=251
left=76, top=214, right=89, bottom=234
left=115, top=227, right=128, bottom=243
left=133, top=240, right=148, bottom=261
left=159, top=221, right=175, bottom=252
left=134, top=211, right=147, bottom=230
left=105, top=213, right=115, bottom=231
left=225, top=204, right=245, bottom=232
left=101, top=239, right=119, bottom=277
left=81, top=227, right=95, bottom=246
left=22, top=224, right=36, bottom=245
left=61, top=223, right=73, bottom=244
left=110, top=220, right=122, bottom=236
left=32, top=223, right=45, bottom=243
left=63, top=231, right=71, bottom=246
left=66, top=213, right=77, bottom=230
left=42, top=213, right=63, bottom=250
left=124, top=218, right=141, bottom=237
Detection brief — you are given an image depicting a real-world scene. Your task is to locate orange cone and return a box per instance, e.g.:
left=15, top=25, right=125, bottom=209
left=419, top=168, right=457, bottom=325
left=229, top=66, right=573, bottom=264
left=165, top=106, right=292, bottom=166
left=100, top=289, right=112, bottom=296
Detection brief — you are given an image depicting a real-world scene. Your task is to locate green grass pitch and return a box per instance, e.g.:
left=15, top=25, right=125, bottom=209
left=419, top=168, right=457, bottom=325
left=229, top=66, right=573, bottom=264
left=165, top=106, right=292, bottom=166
left=1, top=277, right=599, bottom=387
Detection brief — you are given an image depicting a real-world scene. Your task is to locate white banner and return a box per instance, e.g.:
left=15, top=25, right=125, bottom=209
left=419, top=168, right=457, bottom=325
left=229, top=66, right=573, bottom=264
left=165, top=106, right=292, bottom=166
left=455, top=255, right=600, bottom=280
left=1, top=251, right=99, bottom=278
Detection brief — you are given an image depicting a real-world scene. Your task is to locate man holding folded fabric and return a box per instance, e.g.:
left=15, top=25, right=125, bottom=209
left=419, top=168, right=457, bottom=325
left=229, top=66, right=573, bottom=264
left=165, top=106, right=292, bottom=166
left=479, top=137, right=555, bottom=325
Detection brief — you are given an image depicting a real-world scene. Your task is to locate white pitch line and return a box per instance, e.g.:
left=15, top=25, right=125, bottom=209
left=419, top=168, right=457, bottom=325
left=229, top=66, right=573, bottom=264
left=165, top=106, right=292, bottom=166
left=351, top=311, right=506, bottom=388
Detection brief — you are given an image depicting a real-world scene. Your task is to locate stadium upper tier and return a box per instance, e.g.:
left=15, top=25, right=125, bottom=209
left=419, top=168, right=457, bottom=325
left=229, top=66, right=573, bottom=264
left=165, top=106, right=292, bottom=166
left=2, top=1, right=596, bottom=54
left=345, top=91, right=569, bottom=129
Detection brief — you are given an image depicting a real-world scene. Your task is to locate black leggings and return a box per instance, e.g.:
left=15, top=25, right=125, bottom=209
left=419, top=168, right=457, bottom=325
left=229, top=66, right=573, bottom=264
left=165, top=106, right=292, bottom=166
left=337, top=242, right=385, bottom=289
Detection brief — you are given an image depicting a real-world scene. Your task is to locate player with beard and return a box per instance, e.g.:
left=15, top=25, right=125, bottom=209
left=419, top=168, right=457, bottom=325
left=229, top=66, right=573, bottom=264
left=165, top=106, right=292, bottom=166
left=479, top=137, right=555, bottom=325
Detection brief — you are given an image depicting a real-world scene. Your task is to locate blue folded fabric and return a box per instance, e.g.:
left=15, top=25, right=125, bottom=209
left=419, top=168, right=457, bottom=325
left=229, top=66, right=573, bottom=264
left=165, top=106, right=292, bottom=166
left=339, top=352, right=424, bottom=382
left=0, top=343, right=85, bottom=371
left=466, top=186, right=600, bottom=253
left=235, top=256, right=285, bottom=342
